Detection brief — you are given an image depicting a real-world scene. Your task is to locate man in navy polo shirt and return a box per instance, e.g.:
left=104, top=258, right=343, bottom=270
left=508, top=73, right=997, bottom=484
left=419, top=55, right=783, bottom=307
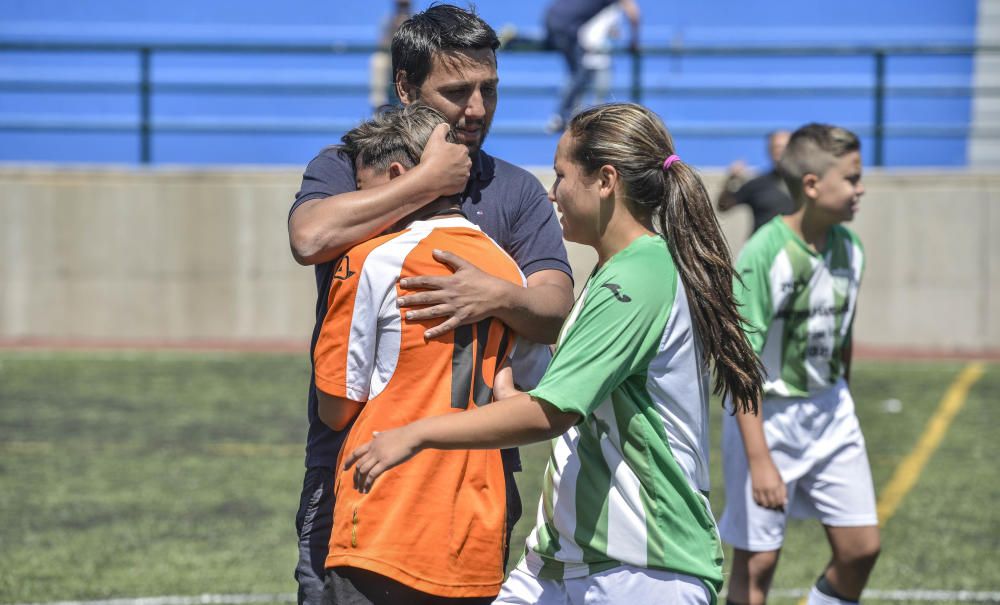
left=286, top=5, right=574, bottom=605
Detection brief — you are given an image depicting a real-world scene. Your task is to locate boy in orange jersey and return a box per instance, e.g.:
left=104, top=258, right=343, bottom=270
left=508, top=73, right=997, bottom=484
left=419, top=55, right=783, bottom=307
left=312, top=103, right=548, bottom=605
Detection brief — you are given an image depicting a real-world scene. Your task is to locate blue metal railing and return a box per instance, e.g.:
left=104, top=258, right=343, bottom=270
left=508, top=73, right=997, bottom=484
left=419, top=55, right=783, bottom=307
left=1, top=40, right=998, bottom=165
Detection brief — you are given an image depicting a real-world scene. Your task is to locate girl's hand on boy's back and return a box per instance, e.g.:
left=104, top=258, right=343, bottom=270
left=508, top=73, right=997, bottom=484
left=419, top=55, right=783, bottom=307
left=344, top=393, right=580, bottom=494
left=343, top=427, right=421, bottom=494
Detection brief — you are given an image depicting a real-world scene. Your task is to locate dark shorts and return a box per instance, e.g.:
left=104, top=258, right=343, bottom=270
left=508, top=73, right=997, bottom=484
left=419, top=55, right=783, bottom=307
left=323, top=566, right=495, bottom=605
left=295, top=461, right=522, bottom=605
left=295, top=466, right=335, bottom=605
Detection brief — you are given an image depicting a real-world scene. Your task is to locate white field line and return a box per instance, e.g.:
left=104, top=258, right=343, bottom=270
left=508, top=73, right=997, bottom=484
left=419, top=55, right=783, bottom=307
left=767, top=588, right=1000, bottom=602
left=9, top=589, right=1000, bottom=605
left=0, top=350, right=291, bottom=362
left=8, top=595, right=296, bottom=605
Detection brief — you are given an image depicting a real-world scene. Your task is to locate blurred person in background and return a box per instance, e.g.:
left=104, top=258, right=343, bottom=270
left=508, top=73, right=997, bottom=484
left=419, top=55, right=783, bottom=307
left=716, top=130, right=794, bottom=234
left=369, top=0, right=412, bottom=112
left=543, top=0, right=640, bottom=132
left=577, top=3, right=623, bottom=104
left=288, top=5, right=574, bottom=605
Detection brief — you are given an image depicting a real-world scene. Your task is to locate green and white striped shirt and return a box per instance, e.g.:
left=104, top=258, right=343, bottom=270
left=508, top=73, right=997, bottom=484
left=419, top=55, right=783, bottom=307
left=735, top=217, right=864, bottom=398
left=522, top=235, right=723, bottom=600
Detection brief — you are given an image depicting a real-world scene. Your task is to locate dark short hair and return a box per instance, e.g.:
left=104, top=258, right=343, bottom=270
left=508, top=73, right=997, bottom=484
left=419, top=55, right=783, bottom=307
left=778, top=123, right=860, bottom=197
left=391, top=4, right=499, bottom=89
left=340, top=104, right=455, bottom=172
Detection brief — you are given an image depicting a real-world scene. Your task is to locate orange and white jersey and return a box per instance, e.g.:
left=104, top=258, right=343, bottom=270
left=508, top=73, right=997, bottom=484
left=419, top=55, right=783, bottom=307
left=313, top=215, right=550, bottom=598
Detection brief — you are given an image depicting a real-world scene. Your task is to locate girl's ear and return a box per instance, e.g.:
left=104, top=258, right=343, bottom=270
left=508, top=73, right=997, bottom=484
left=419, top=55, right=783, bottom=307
left=801, top=173, right=820, bottom=200
left=598, top=164, right=618, bottom=199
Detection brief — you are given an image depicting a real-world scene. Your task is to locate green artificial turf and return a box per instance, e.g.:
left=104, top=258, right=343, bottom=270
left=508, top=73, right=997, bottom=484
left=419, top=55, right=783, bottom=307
left=1, top=353, right=996, bottom=604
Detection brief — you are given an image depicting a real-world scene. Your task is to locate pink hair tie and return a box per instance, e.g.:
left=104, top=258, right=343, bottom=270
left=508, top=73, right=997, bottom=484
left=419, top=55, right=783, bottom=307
left=662, top=154, right=681, bottom=170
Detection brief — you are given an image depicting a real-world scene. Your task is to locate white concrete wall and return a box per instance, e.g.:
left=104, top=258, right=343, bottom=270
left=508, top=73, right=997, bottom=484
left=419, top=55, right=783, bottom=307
left=0, top=166, right=314, bottom=343
left=1, top=165, right=997, bottom=353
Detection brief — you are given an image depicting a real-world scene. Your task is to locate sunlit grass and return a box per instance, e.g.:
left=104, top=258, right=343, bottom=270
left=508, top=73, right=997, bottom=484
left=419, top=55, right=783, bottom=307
left=0, top=353, right=995, bottom=604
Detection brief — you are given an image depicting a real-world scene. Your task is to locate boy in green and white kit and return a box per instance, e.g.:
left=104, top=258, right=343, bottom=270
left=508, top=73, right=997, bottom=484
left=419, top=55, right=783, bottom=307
left=720, top=124, right=880, bottom=605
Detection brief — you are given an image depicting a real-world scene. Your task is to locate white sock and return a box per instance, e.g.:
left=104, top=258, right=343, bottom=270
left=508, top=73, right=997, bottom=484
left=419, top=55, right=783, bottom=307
left=806, top=585, right=859, bottom=605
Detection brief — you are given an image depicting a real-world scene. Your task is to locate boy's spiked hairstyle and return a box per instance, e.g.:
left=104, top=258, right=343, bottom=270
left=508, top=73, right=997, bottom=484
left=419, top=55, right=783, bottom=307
left=391, top=4, right=499, bottom=90
left=340, top=103, right=455, bottom=171
left=778, top=123, right=860, bottom=199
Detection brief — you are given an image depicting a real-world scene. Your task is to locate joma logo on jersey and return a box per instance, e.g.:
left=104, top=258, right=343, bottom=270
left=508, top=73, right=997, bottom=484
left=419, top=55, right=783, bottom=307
left=601, top=283, right=631, bottom=302
left=333, top=256, right=356, bottom=281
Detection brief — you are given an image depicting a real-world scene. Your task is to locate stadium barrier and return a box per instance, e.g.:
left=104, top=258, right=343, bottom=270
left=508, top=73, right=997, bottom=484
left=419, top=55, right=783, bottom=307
left=0, top=165, right=996, bottom=354
left=1, top=41, right=999, bottom=165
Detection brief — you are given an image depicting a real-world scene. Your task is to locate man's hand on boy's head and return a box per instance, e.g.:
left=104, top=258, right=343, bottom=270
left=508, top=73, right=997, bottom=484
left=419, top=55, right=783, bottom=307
left=397, top=249, right=507, bottom=340
left=418, top=123, right=472, bottom=199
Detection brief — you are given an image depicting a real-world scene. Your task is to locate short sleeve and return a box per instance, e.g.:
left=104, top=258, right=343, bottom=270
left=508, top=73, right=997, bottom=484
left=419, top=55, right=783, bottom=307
left=734, top=246, right=773, bottom=355
left=507, top=177, right=572, bottom=279
left=529, top=272, right=673, bottom=417
left=313, top=252, right=381, bottom=402
left=290, top=147, right=357, bottom=220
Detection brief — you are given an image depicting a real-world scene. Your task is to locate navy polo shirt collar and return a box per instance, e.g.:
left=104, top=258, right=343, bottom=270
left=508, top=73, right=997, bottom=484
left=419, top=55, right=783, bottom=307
left=471, top=150, right=495, bottom=183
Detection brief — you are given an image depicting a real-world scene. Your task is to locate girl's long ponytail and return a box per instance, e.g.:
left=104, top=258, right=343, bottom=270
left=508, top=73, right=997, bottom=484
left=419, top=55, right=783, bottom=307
left=656, top=161, right=763, bottom=414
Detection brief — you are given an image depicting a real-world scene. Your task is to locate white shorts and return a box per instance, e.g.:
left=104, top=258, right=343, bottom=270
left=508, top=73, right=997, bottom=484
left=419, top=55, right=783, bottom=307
left=494, top=563, right=713, bottom=605
left=719, top=379, right=878, bottom=552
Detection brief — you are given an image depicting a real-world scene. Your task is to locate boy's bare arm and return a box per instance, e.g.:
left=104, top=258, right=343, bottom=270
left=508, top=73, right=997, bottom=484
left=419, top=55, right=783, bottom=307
left=343, top=394, right=579, bottom=493
left=316, top=390, right=364, bottom=432
left=734, top=405, right=787, bottom=511
left=288, top=125, right=471, bottom=265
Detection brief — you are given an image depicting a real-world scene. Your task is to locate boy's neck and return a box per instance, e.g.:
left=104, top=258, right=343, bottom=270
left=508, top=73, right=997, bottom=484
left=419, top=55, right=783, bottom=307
left=397, top=195, right=464, bottom=228
left=782, top=203, right=835, bottom=252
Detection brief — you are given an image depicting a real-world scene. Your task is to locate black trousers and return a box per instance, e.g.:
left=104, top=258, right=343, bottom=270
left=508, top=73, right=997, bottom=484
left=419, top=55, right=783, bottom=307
left=323, top=566, right=495, bottom=605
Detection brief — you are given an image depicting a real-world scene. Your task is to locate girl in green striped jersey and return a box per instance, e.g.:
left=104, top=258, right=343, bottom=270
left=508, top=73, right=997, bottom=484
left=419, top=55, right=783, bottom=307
left=344, top=103, right=763, bottom=605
